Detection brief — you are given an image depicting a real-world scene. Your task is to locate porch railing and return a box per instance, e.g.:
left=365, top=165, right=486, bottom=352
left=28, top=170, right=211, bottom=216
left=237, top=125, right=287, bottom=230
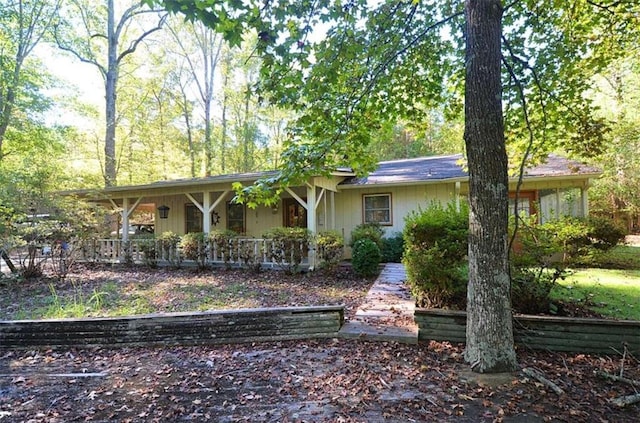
left=77, top=238, right=311, bottom=269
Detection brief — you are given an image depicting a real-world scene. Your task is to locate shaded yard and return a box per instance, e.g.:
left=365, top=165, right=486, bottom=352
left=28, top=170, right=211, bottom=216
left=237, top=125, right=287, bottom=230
left=1, top=263, right=639, bottom=421
left=0, top=264, right=372, bottom=321
left=1, top=340, right=638, bottom=422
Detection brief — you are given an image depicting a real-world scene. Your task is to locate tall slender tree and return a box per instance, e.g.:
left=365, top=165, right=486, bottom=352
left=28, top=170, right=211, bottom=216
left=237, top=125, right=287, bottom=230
left=56, top=0, right=166, bottom=186
left=463, top=0, right=516, bottom=372
left=165, top=17, right=223, bottom=176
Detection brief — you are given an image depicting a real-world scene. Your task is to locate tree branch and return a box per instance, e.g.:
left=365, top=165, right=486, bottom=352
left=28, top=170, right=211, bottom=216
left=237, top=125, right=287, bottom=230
left=522, top=368, right=565, bottom=395
left=117, top=14, right=168, bottom=63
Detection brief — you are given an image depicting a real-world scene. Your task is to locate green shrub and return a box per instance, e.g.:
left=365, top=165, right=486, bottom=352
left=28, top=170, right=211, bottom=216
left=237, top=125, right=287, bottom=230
left=350, top=223, right=384, bottom=249
left=509, top=217, right=567, bottom=314
left=535, top=216, right=626, bottom=265
left=138, top=237, right=158, bottom=268
left=209, top=229, right=238, bottom=268
left=351, top=238, right=381, bottom=277
left=158, top=231, right=181, bottom=268
left=262, top=227, right=312, bottom=273
left=180, top=232, right=208, bottom=269
left=316, top=230, right=344, bottom=270
left=381, top=233, right=404, bottom=263
left=403, top=202, right=469, bottom=308
left=586, top=216, right=626, bottom=250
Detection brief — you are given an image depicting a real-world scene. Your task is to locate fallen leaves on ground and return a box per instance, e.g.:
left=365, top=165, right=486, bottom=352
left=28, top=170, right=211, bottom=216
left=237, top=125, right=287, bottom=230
left=0, top=264, right=373, bottom=321
left=1, top=340, right=638, bottom=422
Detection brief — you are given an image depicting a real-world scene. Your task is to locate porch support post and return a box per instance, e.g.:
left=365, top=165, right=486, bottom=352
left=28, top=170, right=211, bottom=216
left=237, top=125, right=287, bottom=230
left=555, top=188, right=561, bottom=219
left=203, top=192, right=211, bottom=234
left=306, top=183, right=317, bottom=270
left=455, top=181, right=461, bottom=212
left=120, top=197, right=143, bottom=242
left=581, top=186, right=589, bottom=217
left=330, top=191, right=335, bottom=230
left=122, top=198, right=130, bottom=242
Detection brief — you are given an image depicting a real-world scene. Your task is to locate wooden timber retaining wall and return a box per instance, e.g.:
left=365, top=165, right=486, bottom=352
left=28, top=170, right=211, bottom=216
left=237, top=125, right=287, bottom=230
left=0, top=306, right=344, bottom=349
left=415, top=309, right=640, bottom=355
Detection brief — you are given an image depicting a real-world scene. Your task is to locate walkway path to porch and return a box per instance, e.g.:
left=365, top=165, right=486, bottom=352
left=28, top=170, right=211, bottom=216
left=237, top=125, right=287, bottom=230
left=339, top=263, right=419, bottom=344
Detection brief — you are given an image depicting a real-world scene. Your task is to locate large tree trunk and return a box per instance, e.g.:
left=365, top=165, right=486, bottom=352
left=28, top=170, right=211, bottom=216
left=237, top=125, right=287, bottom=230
left=463, top=0, right=518, bottom=373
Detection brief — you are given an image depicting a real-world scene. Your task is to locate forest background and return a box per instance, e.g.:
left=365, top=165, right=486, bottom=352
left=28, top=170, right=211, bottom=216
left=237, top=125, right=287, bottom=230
left=0, top=0, right=639, bottom=230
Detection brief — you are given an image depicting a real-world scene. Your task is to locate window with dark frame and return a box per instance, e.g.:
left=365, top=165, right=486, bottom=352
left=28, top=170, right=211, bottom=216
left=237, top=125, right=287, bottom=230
left=363, top=193, right=392, bottom=225
left=227, top=202, right=245, bottom=234
left=185, top=204, right=224, bottom=233
left=185, top=204, right=203, bottom=233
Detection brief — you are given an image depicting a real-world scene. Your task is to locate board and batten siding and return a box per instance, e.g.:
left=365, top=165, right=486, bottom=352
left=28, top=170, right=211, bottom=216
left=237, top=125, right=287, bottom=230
left=335, top=183, right=457, bottom=246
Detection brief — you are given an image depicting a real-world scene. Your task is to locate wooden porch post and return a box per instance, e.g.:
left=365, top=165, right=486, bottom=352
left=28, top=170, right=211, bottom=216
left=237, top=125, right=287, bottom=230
left=117, top=197, right=143, bottom=242
left=122, top=198, right=130, bottom=242
left=203, top=192, right=211, bottom=234
left=330, top=191, right=335, bottom=230
left=306, top=183, right=317, bottom=270
left=581, top=186, right=589, bottom=217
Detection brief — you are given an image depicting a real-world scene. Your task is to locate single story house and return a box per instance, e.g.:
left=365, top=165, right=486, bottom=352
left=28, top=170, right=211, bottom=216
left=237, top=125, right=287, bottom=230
left=69, top=154, right=601, bottom=267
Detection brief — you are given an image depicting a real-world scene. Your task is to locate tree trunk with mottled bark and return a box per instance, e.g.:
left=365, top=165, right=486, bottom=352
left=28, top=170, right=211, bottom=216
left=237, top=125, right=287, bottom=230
left=463, top=0, right=518, bottom=373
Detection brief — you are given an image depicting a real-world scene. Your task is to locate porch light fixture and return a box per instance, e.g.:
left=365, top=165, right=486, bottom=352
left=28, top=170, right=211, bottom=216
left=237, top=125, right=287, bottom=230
left=157, top=205, right=170, bottom=219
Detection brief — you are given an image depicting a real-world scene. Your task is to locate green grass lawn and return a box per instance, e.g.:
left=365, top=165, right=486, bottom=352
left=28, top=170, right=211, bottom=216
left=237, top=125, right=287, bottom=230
left=552, top=268, right=640, bottom=320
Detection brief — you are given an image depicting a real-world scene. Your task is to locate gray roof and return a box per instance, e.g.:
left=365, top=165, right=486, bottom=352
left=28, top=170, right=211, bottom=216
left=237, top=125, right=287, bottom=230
left=340, top=154, right=601, bottom=186
left=64, top=154, right=601, bottom=197
left=522, top=154, right=601, bottom=178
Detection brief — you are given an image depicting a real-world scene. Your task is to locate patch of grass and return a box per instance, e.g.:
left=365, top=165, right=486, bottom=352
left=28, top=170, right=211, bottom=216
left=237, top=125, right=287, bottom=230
left=575, top=245, right=640, bottom=269
left=551, top=268, right=640, bottom=320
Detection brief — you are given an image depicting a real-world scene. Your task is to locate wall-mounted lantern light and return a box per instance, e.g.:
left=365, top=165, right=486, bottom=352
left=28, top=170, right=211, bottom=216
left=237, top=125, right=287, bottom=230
left=157, top=205, right=170, bottom=219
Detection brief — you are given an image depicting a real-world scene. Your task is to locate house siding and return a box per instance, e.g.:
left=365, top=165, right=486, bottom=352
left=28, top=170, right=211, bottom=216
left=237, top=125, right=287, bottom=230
left=335, top=183, right=457, bottom=245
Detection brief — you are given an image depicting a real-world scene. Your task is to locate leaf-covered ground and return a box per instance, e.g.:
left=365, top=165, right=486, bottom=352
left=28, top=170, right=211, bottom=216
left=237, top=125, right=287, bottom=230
left=1, top=264, right=639, bottom=421
left=0, top=264, right=373, bottom=321
left=1, top=340, right=638, bottom=422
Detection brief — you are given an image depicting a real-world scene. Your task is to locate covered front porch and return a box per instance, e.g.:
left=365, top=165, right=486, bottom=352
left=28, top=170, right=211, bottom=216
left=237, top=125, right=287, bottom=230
left=72, top=171, right=354, bottom=269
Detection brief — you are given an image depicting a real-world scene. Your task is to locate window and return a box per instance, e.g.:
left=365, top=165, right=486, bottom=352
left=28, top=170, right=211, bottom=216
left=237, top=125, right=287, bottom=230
left=363, top=194, right=392, bottom=225
left=185, top=204, right=202, bottom=233
left=508, top=191, right=537, bottom=218
left=227, top=202, right=245, bottom=234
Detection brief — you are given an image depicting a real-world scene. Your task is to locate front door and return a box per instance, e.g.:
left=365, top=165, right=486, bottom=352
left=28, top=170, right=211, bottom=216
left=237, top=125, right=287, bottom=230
left=284, top=198, right=307, bottom=228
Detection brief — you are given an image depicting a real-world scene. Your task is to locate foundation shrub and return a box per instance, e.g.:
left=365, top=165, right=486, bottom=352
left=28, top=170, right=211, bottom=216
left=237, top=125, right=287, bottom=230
left=316, top=230, right=344, bottom=270
left=351, top=238, right=381, bottom=277
left=180, top=232, right=208, bottom=269
left=381, top=233, right=404, bottom=263
left=262, top=227, right=311, bottom=273
left=403, top=202, right=468, bottom=308
left=350, top=223, right=384, bottom=249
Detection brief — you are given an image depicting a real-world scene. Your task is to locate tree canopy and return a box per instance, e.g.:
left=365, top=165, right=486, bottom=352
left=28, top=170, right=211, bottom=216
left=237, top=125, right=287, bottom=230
left=149, top=0, right=638, bottom=184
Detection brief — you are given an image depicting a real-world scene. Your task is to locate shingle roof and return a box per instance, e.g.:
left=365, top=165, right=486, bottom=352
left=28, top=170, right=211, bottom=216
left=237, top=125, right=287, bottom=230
left=521, top=154, right=601, bottom=178
left=339, top=154, right=601, bottom=186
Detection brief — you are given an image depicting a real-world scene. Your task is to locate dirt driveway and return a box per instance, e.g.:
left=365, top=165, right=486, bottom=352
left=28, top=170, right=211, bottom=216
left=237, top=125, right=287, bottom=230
left=1, top=339, right=638, bottom=422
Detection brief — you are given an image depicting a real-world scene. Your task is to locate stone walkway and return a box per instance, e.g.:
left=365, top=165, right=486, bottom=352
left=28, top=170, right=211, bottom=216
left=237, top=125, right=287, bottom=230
left=339, top=263, right=418, bottom=344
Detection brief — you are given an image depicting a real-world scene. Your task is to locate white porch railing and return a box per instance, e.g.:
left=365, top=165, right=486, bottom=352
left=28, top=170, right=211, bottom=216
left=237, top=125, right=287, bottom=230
left=77, top=238, right=311, bottom=269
